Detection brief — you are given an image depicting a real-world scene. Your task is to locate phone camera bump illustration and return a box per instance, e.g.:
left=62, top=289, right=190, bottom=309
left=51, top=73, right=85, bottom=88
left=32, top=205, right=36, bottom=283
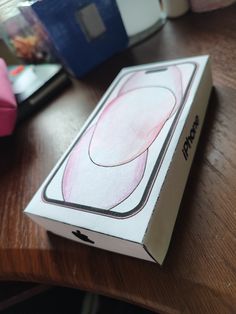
left=44, top=63, right=196, bottom=217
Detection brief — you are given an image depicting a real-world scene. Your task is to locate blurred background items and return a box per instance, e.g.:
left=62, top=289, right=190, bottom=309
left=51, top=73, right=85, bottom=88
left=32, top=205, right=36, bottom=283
left=0, top=1, right=56, bottom=64
left=162, top=0, right=189, bottom=18
left=0, top=0, right=165, bottom=77
left=1, top=0, right=235, bottom=78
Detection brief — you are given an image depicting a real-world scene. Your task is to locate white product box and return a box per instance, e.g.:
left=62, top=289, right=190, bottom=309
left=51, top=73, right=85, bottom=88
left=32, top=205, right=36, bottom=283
left=24, top=56, right=212, bottom=264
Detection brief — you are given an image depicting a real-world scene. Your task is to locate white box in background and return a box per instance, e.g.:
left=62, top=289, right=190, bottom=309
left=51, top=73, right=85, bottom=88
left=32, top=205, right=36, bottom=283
left=25, top=56, right=212, bottom=264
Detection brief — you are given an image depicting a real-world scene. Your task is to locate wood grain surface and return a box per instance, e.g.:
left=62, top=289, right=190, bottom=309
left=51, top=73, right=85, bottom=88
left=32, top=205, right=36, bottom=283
left=0, top=5, right=236, bottom=314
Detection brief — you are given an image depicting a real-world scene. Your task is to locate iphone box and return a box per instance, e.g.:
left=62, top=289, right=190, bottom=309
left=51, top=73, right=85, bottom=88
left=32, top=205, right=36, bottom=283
left=24, top=56, right=212, bottom=264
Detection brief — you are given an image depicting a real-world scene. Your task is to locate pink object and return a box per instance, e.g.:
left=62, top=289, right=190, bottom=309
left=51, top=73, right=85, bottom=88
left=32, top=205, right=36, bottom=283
left=0, top=58, right=17, bottom=136
left=89, top=64, right=195, bottom=167
left=119, top=66, right=182, bottom=114
left=190, top=0, right=235, bottom=12
left=59, top=62, right=196, bottom=211
left=90, top=87, right=176, bottom=166
left=62, top=126, right=147, bottom=210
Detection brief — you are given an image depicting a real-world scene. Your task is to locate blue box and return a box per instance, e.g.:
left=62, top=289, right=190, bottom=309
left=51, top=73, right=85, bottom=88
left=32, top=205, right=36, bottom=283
left=27, top=0, right=129, bottom=77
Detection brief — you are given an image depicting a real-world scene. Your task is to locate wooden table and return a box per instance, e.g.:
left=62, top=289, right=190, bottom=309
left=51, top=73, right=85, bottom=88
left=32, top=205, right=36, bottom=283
left=0, top=6, right=236, bottom=313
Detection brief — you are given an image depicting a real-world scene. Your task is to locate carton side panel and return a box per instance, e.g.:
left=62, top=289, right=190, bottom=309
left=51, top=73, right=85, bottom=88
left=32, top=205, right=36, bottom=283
left=144, top=58, right=212, bottom=265
left=26, top=212, right=155, bottom=262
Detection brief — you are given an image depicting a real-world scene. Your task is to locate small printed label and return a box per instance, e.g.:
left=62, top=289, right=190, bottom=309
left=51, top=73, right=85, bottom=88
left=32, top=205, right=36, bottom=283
left=182, top=115, right=199, bottom=161
left=75, top=3, right=106, bottom=41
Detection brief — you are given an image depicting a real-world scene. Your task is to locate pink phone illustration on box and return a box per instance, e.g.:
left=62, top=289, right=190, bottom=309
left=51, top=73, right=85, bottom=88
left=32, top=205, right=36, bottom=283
left=43, top=62, right=197, bottom=218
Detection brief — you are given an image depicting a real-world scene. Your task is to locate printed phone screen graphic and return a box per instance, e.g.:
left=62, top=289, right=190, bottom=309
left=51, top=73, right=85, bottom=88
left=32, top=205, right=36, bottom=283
left=43, top=62, right=197, bottom=218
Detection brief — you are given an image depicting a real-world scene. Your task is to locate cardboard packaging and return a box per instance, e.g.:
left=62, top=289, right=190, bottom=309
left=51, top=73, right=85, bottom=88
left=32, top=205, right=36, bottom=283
left=20, top=0, right=128, bottom=78
left=24, top=56, right=212, bottom=264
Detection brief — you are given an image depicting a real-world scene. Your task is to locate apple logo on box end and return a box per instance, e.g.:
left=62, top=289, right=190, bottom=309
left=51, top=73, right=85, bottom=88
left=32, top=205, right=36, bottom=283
left=72, top=230, right=95, bottom=244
